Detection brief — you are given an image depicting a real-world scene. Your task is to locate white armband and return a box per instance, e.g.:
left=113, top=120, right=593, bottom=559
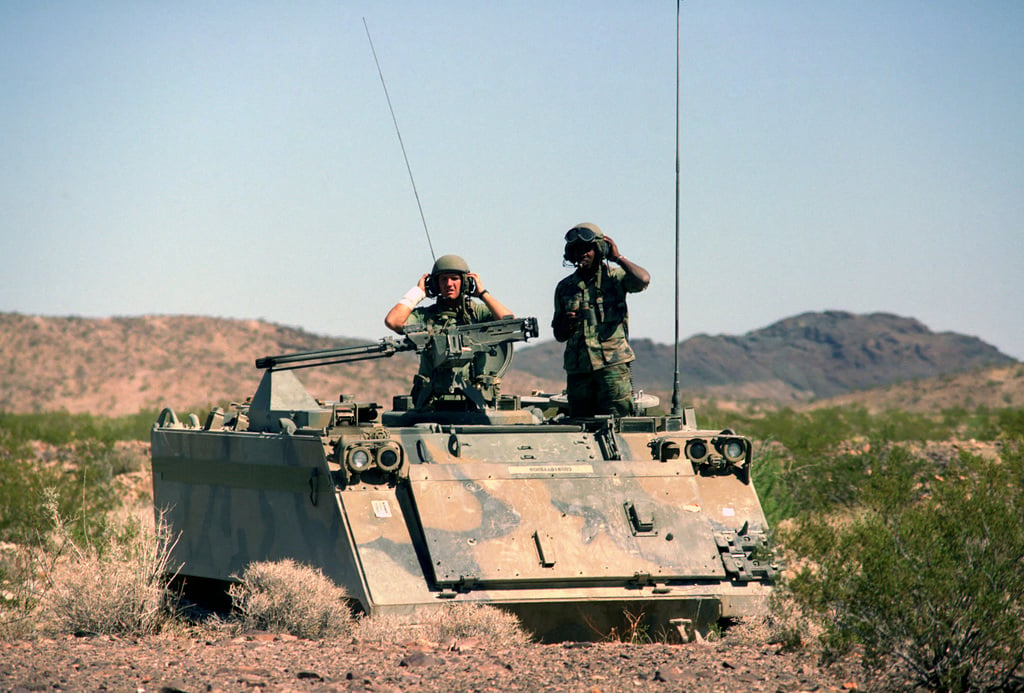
left=398, top=285, right=426, bottom=309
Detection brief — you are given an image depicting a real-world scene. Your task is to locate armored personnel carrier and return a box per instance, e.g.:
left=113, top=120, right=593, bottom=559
left=151, top=316, right=775, bottom=641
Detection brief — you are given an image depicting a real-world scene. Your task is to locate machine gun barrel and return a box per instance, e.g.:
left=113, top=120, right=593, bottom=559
left=255, top=316, right=539, bottom=373
left=255, top=337, right=413, bottom=371
left=470, top=315, right=539, bottom=344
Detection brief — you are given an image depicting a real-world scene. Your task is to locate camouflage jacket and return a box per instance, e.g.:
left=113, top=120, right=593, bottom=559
left=553, top=264, right=645, bottom=374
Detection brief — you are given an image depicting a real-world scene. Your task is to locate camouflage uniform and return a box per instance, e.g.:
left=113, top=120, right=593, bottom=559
left=407, top=300, right=494, bottom=408
left=553, top=263, right=645, bottom=416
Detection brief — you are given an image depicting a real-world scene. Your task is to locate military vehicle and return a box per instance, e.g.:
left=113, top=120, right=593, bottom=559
left=151, top=315, right=776, bottom=641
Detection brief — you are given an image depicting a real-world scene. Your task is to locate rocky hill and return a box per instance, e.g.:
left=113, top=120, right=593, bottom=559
left=0, top=311, right=1017, bottom=416
left=0, top=313, right=560, bottom=417
left=514, top=311, right=1015, bottom=404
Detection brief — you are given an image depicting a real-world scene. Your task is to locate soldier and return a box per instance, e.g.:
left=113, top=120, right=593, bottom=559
left=385, top=254, right=513, bottom=407
left=552, top=223, right=650, bottom=417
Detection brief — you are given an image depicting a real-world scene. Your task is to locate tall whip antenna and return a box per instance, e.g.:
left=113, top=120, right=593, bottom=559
left=363, top=18, right=436, bottom=261
left=671, top=0, right=683, bottom=416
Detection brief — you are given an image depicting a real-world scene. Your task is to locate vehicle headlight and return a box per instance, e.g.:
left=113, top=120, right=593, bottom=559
left=719, top=438, right=747, bottom=463
left=347, top=446, right=374, bottom=473
left=685, top=438, right=709, bottom=463
left=376, top=441, right=403, bottom=472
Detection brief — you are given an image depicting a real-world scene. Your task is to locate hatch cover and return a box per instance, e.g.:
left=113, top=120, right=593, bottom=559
left=408, top=462, right=727, bottom=586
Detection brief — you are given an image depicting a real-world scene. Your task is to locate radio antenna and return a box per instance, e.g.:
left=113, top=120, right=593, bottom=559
left=363, top=18, right=436, bottom=261
left=671, top=0, right=683, bottom=416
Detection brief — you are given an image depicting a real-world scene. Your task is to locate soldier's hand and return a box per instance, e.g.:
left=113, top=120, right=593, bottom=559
left=417, top=274, right=428, bottom=292
left=552, top=311, right=581, bottom=342
left=603, top=234, right=621, bottom=261
left=467, top=272, right=485, bottom=297
left=557, top=311, right=580, bottom=330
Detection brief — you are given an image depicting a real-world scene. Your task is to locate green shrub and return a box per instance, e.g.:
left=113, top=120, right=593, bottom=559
left=781, top=446, right=1024, bottom=692
left=751, top=442, right=926, bottom=528
left=935, top=406, right=1024, bottom=442
left=866, top=408, right=952, bottom=442
left=0, top=410, right=158, bottom=446
left=737, top=405, right=1011, bottom=527
left=739, top=407, right=858, bottom=458
left=0, top=408, right=154, bottom=547
left=0, top=432, right=60, bottom=545
left=0, top=437, right=127, bottom=546
left=994, top=408, right=1024, bottom=441
left=739, top=406, right=955, bottom=456
left=228, top=559, right=353, bottom=639
left=749, top=445, right=794, bottom=526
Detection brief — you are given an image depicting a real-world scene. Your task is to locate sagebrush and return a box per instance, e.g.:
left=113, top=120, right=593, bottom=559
left=353, top=602, right=530, bottom=648
left=228, top=559, right=354, bottom=639
left=0, top=490, right=181, bottom=640
left=39, top=497, right=181, bottom=637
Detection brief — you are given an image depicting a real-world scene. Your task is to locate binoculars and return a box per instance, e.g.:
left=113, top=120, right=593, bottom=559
left=567, top=295, right=597, bottom=327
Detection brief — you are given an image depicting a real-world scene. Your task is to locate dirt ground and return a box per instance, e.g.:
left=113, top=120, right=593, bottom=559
left=1, top=631, right=867, bottom=693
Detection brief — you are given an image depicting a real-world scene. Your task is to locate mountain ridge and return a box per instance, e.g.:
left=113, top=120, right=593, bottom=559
left=515, top=310, right=1014, bottom=404
left=0, top=310, right=1015, bottom=416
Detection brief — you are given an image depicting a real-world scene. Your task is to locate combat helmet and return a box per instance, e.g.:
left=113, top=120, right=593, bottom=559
left=427, top=254, right=474, bottom=297
left=564, top=223, right=610, bottom=261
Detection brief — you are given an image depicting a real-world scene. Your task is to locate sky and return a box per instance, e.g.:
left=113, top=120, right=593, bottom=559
left=2, top=1, right=1022, bottom=359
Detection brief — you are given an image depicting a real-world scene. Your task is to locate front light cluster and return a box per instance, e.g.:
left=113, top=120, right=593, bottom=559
left=344, top=439, right=404, bottom=475
left=688, top=435, right=748, bottom=465
left=650, top=432, right=750, bottom=470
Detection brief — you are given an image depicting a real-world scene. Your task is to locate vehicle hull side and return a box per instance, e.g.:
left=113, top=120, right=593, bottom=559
left=151, top=428, right=372, bottom=609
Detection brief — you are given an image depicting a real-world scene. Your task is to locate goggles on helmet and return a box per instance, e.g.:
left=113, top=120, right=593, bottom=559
left=565, top=226, right=599, bottom=244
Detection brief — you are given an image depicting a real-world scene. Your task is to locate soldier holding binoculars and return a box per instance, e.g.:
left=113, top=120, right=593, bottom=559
left=552, top=223, right=650, bottom=417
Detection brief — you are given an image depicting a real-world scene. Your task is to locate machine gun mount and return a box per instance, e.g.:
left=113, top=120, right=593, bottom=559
left=251, top=316, right=539, bottom=424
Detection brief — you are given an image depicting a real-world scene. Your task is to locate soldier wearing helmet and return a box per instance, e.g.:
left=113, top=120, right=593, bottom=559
left=385, top=254, right=512, bottom=407
left=552, top=223, right=650, bottom=417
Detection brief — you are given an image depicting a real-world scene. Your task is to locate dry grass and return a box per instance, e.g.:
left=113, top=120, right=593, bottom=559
left=727, top=584, right=824, bottom=653
left=227, top=559, right=354, bottom=640
left=4, top=499, right=529, bottom=648
left=0, top=497, right=181, bottom=640
left=38, top=502, right=180, bottom=637
left=0, top=540, right=38, bottom=641
left=353, top=603, right=531, bottom=648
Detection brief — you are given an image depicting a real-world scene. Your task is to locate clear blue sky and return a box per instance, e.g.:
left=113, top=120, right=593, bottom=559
left=3, top=1, right=1022, bottom=359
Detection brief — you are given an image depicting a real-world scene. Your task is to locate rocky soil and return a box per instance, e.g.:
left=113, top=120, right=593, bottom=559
left=1, top=631, right=866, bottom=693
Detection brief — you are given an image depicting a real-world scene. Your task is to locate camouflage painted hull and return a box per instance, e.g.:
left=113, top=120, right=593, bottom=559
left=152, top=368, right=775, bottom=641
